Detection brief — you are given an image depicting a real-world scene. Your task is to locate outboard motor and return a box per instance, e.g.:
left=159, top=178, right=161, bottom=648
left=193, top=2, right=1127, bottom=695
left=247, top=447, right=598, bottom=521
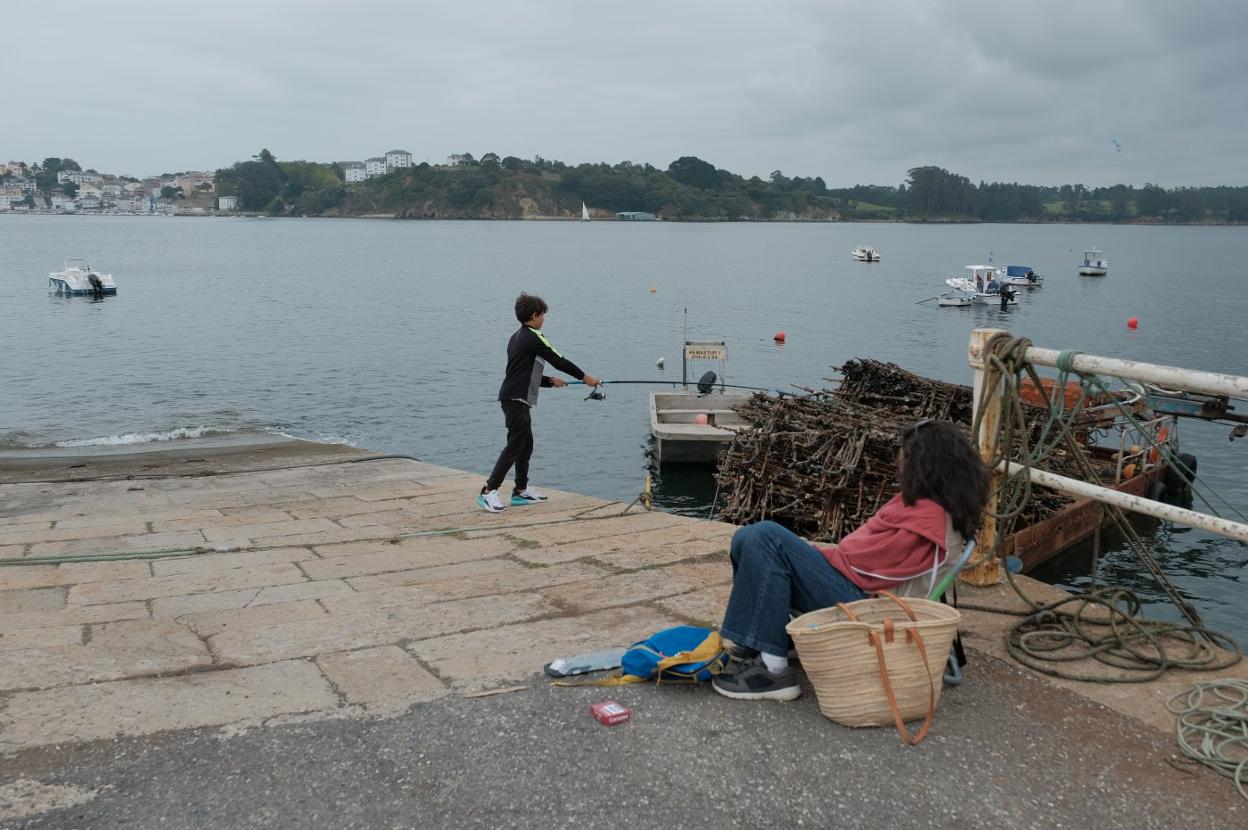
left=696, top=370, right=718, bottom=395
left=999, top=286, right=1016, bottom=310
left=88, top=272, right=104, bottom=299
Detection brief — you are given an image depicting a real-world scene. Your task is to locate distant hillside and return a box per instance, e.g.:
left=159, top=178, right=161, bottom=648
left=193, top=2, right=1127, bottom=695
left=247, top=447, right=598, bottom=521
left=212, top=151, right=1248, bottom=224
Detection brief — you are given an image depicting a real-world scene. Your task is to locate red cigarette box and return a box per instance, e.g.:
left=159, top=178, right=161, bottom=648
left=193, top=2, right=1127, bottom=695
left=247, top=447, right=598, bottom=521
left=590, top=700, right=631, bottom=726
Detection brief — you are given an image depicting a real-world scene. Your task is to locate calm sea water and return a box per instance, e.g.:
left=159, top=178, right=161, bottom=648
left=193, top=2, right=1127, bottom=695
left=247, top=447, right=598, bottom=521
left=2, top=215, right=1246, bottom=639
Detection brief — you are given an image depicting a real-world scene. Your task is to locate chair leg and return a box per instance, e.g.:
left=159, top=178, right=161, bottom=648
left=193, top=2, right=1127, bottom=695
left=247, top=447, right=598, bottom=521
left=943, top=634, right=967, bottom=686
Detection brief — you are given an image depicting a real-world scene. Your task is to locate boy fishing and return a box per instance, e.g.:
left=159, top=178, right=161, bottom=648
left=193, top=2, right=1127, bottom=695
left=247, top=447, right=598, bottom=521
left=478, top=292, right=600, bottom=513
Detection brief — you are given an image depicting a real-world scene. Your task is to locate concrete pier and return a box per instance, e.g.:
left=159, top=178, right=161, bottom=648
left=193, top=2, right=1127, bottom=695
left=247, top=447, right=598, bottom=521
left=1, top=438, right=1244, bottom=826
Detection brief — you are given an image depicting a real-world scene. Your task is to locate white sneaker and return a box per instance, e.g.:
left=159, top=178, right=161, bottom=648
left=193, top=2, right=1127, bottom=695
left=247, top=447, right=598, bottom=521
left=511, top=487, right=549, bottom=505
left=477, top=489, right=506, bottom=513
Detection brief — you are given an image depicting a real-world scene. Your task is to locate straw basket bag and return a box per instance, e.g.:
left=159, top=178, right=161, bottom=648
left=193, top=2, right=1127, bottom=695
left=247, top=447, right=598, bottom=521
left=786, top=590, right=961, bottom=745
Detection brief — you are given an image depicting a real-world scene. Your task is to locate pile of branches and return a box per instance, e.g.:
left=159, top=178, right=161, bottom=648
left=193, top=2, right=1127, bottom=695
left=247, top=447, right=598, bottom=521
left=716, top=359, right=1111, bottom=542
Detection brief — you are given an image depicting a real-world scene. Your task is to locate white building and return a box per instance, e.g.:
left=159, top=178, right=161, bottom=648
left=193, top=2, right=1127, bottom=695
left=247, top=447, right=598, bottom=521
left=50, top=194, right=75, bottom=211
left=0, top=193, right=15, bottom=211
left=57, top=170, right=102, bottom=185
left=77, top=194, right=101, bottom=211
left=364, top=157, right=387, bottom=178
left=11, top=178, right=36, bottom=192
left=217, top=195, right=238, bottom=211
left=385, top=149, right=412, bottom=171
left=445, top=154, right=471, bottom=166
left=341, top=161, right=366, bottom=183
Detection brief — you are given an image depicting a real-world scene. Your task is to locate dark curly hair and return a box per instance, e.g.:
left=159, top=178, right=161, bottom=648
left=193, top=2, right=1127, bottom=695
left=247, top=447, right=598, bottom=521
left=515, top=292, right=548, bottom=324
left=898, top=420, right=989, bottom=540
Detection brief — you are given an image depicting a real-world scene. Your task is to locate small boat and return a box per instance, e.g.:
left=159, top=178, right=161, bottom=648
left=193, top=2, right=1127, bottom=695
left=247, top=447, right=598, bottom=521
left=1001, top=265, right=1044, bottom=288
left=944, top=265, right=1018, bottom=305
left=581, top=202, right=591, bottom=222
left=48, top=259, right=117, bottom=296
left=1078, top=249, right=1108, bottom=276
left=937, top=292, right=976, bottom=307
left=851, top=245, right=880, bottom=262
left=650, top=340, right=751, bottom=463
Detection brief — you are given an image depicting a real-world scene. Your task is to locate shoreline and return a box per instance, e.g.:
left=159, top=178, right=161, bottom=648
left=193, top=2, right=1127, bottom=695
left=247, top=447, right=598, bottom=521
left=6, top=212, right=1247, bottom=227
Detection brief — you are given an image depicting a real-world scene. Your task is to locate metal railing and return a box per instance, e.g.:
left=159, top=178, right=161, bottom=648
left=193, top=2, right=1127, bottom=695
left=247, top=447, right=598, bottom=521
left=965, top=328, right=1248, bottom=584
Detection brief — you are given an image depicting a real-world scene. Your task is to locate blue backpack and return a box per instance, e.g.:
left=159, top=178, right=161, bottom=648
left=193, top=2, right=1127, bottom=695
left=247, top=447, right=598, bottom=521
left=619, top=626, right=729, bottom=684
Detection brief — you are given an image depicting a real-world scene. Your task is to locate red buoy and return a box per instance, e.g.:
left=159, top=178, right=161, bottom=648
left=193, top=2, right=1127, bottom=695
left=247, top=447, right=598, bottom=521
left=1127, top=317, right=1139, bottom=329
left=774, top=331, right=786, bottom=343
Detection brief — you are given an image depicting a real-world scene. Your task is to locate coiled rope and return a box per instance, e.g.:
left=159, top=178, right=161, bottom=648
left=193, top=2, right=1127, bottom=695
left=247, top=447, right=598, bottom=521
left=1167, top=680, right=1248, bottom=799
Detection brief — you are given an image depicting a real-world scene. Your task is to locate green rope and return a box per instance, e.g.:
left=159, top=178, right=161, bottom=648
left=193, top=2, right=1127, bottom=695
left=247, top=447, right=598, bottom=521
left=1056, top=349, right=1082, bottom=373
left=0, top=546, right=210, bottom=566
left=1001, top=588, right=1239, bottom=682
left=1076, top=371, right=1248, bottom=525
left=1167, top=680, right=1248, bottom=799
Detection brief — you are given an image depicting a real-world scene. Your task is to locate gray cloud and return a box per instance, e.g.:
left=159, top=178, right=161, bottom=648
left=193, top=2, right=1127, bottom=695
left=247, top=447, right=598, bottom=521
left=6, top=0, right=1245, bottom=187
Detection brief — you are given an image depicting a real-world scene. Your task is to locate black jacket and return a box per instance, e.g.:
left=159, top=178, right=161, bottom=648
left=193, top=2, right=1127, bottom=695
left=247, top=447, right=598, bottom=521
left=497, top=326, right=585, bottom=406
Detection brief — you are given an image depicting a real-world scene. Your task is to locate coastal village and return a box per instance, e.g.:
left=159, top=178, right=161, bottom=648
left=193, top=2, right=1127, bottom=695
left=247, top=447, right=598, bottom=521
left=0, top=149, right=434, bottom=216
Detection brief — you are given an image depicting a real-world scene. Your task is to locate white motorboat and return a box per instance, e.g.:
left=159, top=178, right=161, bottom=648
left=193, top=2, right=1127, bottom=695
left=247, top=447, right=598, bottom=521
left=944, top=265, right=1018, bottom=305
left=1000, top=265, right=1044, bottom=288
left=649, top=339, right=750, bottom=463
left=937, top=292, right=976, bottom=307
left=1078, top=249, right=1108, bottom=276
left=851, top=245, right=880, bottom=262
left=48, top=259, right=117, bottom=296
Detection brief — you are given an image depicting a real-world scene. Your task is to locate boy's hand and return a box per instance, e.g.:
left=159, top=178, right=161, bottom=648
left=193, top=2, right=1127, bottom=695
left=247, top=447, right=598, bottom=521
left=549, top=378, right=567, bottom=388
left=582, top=374, right=601, bottom=387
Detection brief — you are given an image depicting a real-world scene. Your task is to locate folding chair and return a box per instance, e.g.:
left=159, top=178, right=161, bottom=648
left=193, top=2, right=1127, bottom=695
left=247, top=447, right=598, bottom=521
left=927, top=538, right=976, bottom=686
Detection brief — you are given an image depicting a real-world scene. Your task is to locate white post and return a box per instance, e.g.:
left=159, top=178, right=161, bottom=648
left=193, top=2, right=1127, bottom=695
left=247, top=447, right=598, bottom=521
left=964, top=328, right=1006, bottom=586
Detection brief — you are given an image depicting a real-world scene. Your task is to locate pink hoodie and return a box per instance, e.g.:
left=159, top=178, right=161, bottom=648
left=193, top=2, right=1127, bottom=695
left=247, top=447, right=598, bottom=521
left=818, top=494, right=949, bottom=592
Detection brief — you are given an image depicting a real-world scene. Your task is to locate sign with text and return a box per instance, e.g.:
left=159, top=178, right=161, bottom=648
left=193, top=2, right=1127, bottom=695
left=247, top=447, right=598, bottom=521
left=684, top=342, right=726, bottom=361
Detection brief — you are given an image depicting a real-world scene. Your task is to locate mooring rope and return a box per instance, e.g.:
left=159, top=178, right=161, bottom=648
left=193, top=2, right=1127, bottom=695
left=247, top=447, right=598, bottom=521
left=1166, top=680, right=1248, bottom=799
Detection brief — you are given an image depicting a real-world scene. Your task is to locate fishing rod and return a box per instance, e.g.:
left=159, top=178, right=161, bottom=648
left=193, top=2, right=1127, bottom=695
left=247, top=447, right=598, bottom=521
left=568, top=378, right=790, bottom=401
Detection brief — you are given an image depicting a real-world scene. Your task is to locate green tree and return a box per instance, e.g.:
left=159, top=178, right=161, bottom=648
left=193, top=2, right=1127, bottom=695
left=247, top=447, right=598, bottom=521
left=668, top=156, right=719, bottom=190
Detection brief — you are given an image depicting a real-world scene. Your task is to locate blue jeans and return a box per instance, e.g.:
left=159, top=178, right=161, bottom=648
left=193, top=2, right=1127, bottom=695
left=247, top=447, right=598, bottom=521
left=720, top=521, right=866, bottom=656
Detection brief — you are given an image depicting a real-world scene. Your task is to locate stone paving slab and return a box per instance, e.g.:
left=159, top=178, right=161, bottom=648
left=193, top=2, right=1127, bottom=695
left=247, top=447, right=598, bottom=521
left=0, top=661, right=337, bottom=751
left=0, top=619, right=210, bottom=692
left=67, top=560, right=309, bottom=606
left=0, top=601, right=150, bottom=630
left=0, top=560, right=151, bottom=590
left=409, top=604, right=687, bottom=688
left=209, top=593, right=556, bottom=666
left=148, top=579, right=355, bottom=618
left=315, top=646, right=448, bottom=711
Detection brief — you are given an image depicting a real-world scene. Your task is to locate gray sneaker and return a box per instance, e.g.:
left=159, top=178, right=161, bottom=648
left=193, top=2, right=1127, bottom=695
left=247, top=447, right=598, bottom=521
left=712, top=658, right=801, bottom=701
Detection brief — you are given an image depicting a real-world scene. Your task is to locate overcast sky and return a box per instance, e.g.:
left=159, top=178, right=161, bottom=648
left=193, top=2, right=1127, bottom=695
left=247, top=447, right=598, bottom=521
left=7, top=0, right=1246, bottom=188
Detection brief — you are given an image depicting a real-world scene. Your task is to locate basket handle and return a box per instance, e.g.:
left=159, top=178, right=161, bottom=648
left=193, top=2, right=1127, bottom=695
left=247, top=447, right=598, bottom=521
left=868, top=626, right=937, bottom=746
left=833, top=591, right=923, bottom=624
left=874, top=589, right=919, bottom=622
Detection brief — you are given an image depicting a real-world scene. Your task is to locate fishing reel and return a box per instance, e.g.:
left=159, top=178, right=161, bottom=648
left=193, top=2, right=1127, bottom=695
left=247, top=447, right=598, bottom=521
left=585, top=386, right=606, bottom=401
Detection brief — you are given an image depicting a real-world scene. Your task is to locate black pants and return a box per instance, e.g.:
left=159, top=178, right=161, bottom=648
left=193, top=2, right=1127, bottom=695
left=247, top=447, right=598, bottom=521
left=485, top=400, right=533, bottom=493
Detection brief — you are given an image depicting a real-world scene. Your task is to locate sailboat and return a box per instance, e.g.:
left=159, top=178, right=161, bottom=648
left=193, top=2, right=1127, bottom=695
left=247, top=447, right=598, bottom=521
left=581, top=202, right=591, bottom=222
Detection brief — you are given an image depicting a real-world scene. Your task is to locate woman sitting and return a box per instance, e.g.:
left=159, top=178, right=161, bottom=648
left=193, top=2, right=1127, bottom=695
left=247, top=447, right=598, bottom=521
left=712, top=419, right=989, bottom=701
